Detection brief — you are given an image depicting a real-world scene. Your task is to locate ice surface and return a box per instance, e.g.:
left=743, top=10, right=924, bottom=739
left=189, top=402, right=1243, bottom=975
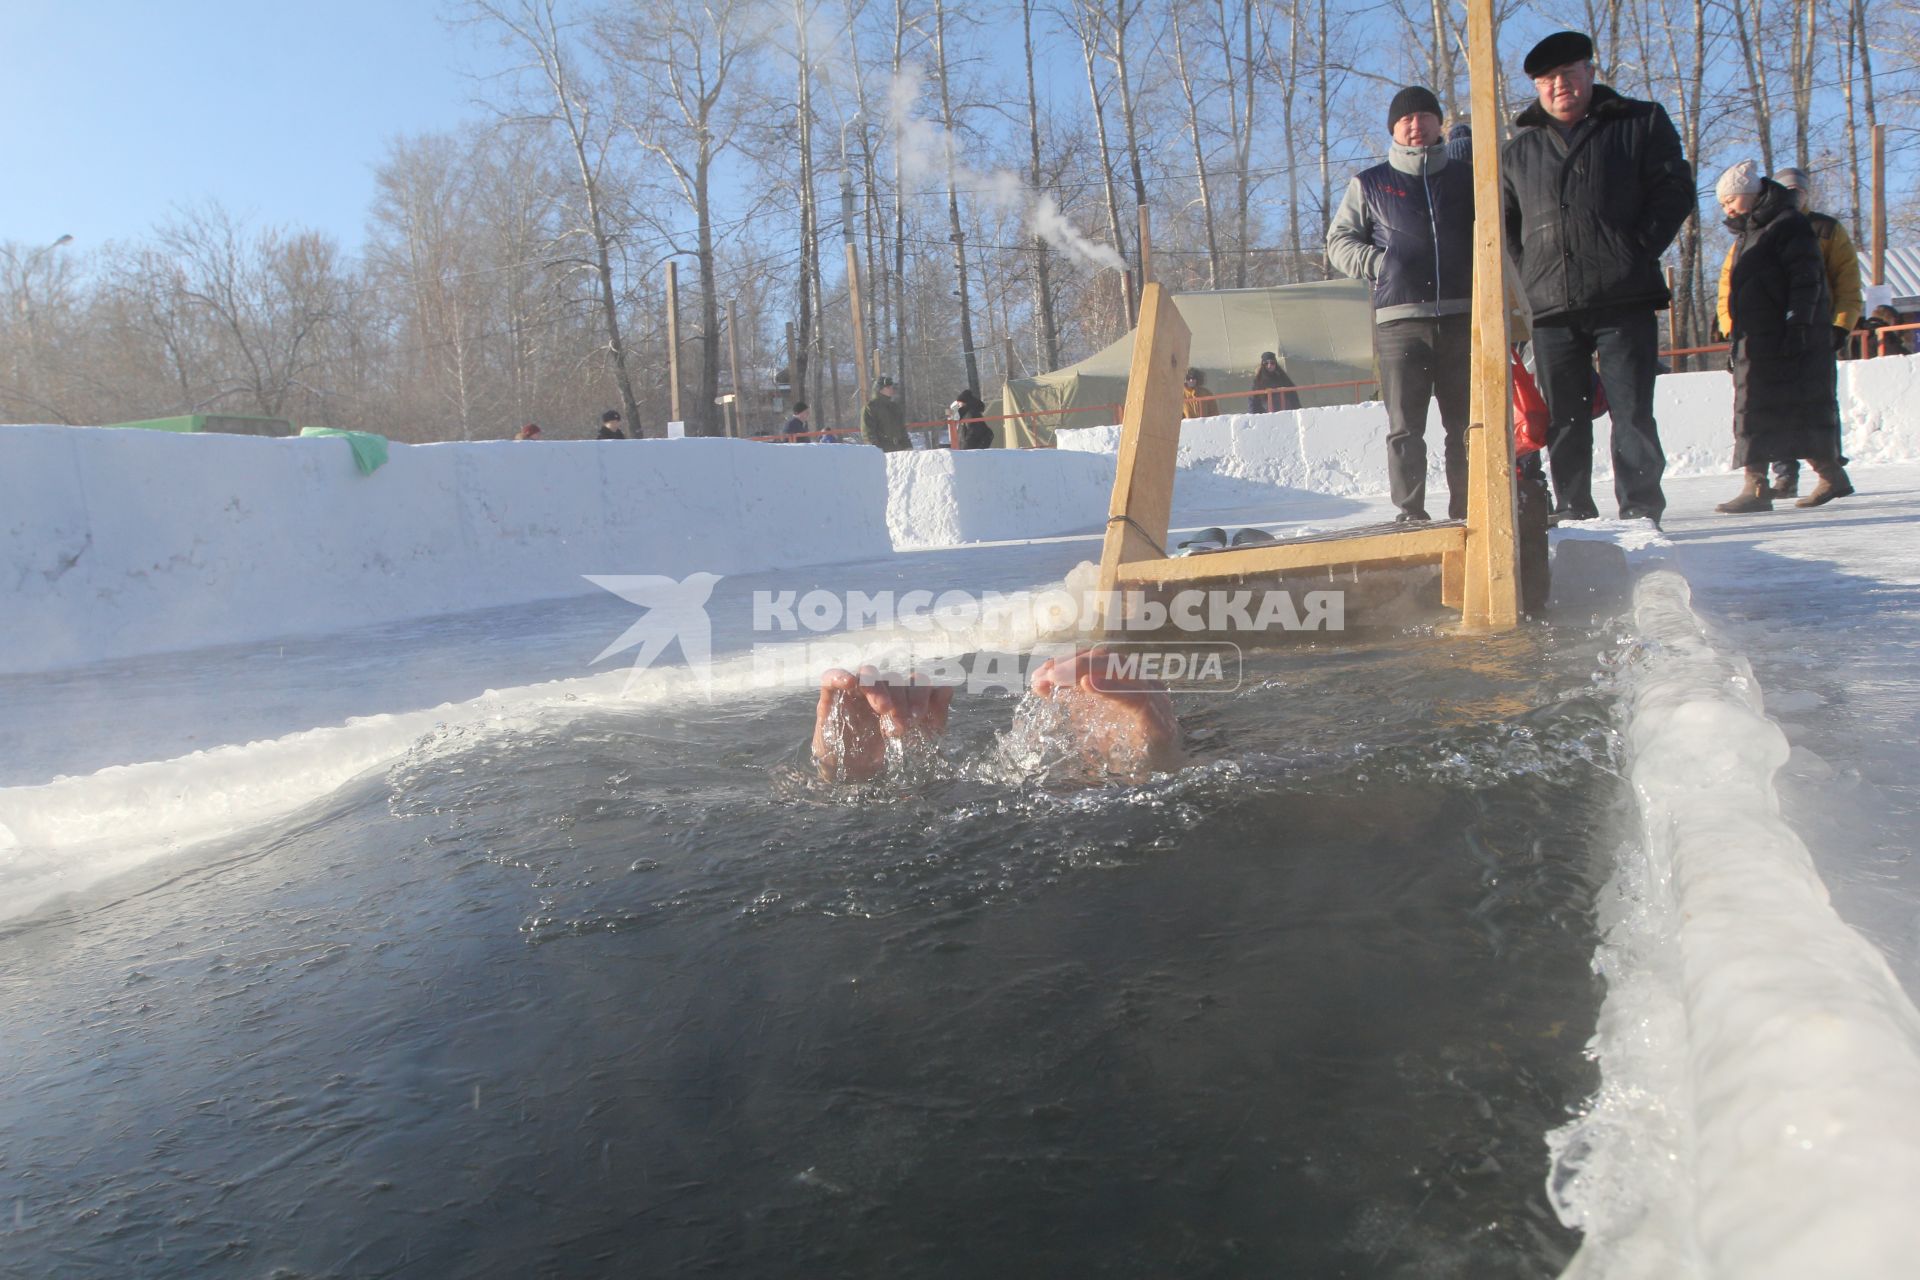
left=1551, top=562, right=1920, bottom=1279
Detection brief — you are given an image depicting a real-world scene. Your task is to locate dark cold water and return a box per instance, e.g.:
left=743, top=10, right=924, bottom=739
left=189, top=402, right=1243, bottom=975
left=0, top=628, right=1629, bottom=1279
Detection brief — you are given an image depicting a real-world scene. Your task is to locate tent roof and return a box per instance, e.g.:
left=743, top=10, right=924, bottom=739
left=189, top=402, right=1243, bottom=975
left=1876, top=247, right=1920, bottom=310
left=1030, top=279, right=1374, bottom=381
left=998, top=279, right=1376, bottom=446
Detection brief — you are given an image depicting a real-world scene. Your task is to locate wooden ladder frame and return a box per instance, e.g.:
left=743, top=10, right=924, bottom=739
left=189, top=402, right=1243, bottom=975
left=1096, top=0, right=1519, bottom=632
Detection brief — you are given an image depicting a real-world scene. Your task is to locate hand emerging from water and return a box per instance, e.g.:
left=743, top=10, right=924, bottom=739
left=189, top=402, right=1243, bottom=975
left=1028, top=648, right=1184, bottom=779
left=812, top=667, right=956, bottom=782
left=810, top=650, right=1183, bottom=784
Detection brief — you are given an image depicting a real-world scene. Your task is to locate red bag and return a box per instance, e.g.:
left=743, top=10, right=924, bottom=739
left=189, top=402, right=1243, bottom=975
left=1510, top=347, right=1548, bottom=456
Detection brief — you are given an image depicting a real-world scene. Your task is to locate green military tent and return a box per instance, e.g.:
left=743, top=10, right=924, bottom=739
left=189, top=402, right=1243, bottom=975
left=997, top=279, right=1377, bottom=447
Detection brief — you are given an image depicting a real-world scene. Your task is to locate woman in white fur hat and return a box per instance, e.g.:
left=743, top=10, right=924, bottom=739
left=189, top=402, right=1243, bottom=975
left=1712, top=158, right=1855, bottom=512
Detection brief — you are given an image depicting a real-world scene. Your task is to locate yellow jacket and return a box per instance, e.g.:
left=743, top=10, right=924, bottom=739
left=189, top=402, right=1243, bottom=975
left=1718, top=210, right=1864, bottom=336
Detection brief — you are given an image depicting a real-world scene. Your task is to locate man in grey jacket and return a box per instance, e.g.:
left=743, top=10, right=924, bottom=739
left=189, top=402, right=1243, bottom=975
left=1327, top=86, right=1475, bottom=522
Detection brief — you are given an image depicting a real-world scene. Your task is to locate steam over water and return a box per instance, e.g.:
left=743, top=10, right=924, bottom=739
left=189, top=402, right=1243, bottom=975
left=1, top=627, right=1628, bottom=1277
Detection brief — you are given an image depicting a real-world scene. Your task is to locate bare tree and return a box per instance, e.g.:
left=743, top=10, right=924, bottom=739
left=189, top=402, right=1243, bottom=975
left=931, top=0, right=980, bottom=392
left=1068, top=0, right=1132, bottom=315
left=467, top=0, right=643, bottom=433
left=0, top=237, right=82, bottom=422
left=786, top=0, right=826, bottom=418
left=602, top=0, right=760, bottom=436
left=842, top=0, right=889, bottom=386
left=1100, top=0, right=1153, bottom=287
left=1259, top=2, right=1308, bottom=283
left=1215, top=0, right=1257, bottom=286
left=369, top=132, right=490, bottom=438
left=1787, top=0, right=1819, bottom=172
left=1726, top=0, right=1777, bottom=173
left=156, top=204, right=347, bottom=418
left=1636, top=0, right=1714, bottom=357
left=890, top=0, right=917, bottom=405
left=101, top=246, right=210, bottom=416
left=1021, top=0, right=1062, bottom=369
left=1171, top=0, right=1224, bottom=288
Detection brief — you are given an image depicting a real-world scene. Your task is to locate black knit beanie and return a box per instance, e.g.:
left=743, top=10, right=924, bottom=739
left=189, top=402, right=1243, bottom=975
left=1387, top=86, right=1442, bottom=130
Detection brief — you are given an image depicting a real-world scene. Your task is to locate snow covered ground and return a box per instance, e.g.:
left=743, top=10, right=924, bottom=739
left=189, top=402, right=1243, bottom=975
left=1661, top=466, right=1920, bottom=993
left=8, top=369, right=1920, bottom=1275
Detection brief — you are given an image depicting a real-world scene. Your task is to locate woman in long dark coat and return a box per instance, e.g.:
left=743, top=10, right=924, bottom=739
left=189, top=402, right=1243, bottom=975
left=1713, top=161, right=1855, bottom=512
left=950, top=388, right=994, bottom=449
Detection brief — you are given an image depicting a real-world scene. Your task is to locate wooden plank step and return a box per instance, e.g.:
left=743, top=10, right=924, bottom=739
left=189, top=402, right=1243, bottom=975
left=1118, top=521, right=1467, bottom=585
left=1178, top=518, right=1465, bottom=552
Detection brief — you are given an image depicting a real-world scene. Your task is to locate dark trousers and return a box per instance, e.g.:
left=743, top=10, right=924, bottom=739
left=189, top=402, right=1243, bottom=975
left=1532, top=309, right=1668, bottom=517
left=1376, top=315, right=1471, bottom=519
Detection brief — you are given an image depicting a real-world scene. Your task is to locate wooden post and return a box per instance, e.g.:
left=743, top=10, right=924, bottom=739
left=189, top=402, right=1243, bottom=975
left=1460, top=0, right=1520, bottom=631
left=845, top=239, right=872, bottom=412
left=727, top=299, right=746, bottom=439
left=664, top=260, right=682, bottom=431
left=1000, top=336, right=1019, bottom=447
left=1137, top=203, right=1154, bottom=286
left=1872, top=123, right=1887, bottom=286
left=1120, top=269, right=1138, bottom=327
left=1095, top=282, right=1192, bottom=626
left=1441, top=552, right=1465, bottom=609
left=826, top=335, right=843, bottom=434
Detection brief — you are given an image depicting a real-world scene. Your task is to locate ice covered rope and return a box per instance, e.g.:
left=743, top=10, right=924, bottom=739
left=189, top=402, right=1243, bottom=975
left=1558, top=568, right=1920, bottom=1278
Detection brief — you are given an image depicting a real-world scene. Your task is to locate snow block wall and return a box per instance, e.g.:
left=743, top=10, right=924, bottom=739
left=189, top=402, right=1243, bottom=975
left=1840, top=353, right=1920, bottom=465
left=1059, top=359, right=1919, bottom=494
left=1, top=427, right=892, bottom=674
left=885, top=448, right=1116, bottom=550
left=1061, top=402, right=1397, bottom=498
left=10, top=356, right=1920, bottom=674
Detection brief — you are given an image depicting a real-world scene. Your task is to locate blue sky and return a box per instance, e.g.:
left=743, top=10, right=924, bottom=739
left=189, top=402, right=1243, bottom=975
left=0, top=0, right=507, bottom=255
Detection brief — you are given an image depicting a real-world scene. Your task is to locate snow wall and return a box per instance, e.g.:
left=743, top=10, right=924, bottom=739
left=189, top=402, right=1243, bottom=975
left=1061, top=357, right=1920, bottom=493
left=1, top=428, right=898, bottom=676
left=11, top=355, right=1920, bottom=674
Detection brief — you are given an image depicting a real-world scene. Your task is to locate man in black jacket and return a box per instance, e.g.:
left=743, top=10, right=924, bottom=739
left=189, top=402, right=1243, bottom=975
left=1502, top=31, right=1693, bottom=523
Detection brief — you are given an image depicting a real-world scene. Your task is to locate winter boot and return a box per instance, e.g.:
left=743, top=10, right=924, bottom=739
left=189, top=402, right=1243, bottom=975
left=1715, top=468, right=1774, bottom=514
left=1795, top=460, right=1856, bottom=508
